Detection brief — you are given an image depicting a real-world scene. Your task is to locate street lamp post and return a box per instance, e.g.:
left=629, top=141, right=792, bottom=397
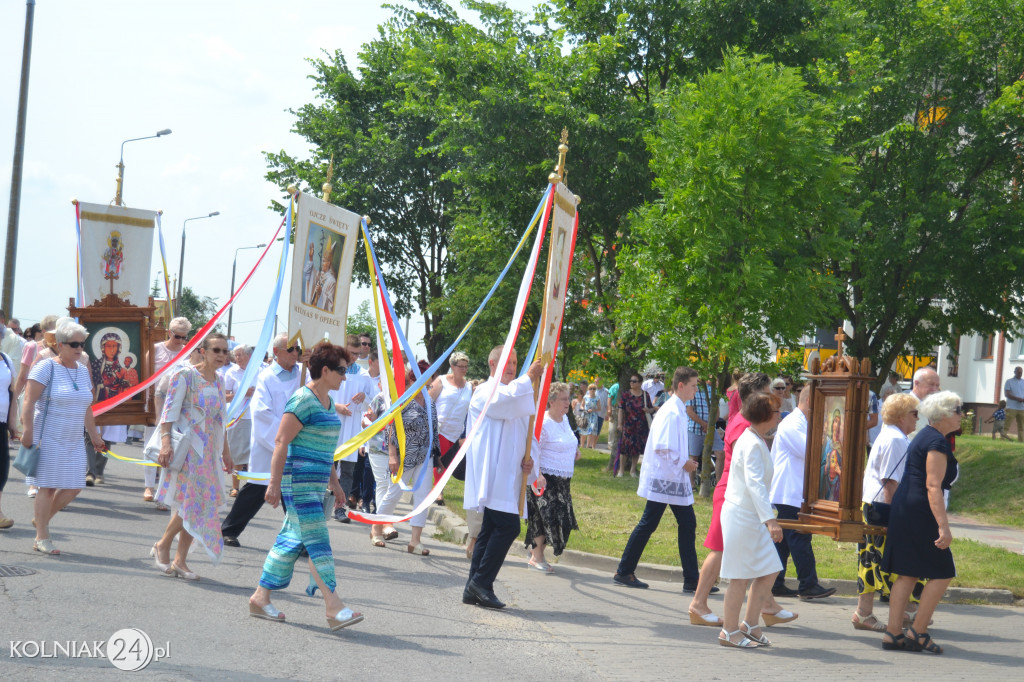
left=227, top=243, right=266, bottom=339
left=176, top=211, right=220, bottom=315
left=113, top=129, right=171, bottom=206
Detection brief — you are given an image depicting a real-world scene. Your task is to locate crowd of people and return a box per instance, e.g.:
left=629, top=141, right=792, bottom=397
left=0, top=310, right=968, bottom=651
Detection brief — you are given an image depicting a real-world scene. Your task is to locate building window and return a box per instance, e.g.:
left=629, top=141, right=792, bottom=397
left=978, top=335, right=995, bottom=360
left=1017, top=337, right=1024, bottom=359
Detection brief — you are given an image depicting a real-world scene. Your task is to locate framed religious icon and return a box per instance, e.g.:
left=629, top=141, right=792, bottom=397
left=68, top=296, right=159, bottom=426
left=784, top=330, right=879, bottom=542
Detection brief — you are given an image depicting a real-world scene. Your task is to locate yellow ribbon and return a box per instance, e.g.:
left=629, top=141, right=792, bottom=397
left=102, top=449, right=160, bottom=467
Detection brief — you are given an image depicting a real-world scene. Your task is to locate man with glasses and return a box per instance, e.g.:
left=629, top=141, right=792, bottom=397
left=356, top=333, right=373, bottom=371
left=222, top=333, right=306, bottom=546
left=141, top=317, right=192, bottom=505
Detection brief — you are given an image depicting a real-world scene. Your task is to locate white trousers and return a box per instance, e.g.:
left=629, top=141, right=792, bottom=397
left=370, top=452, right=429, bottom=528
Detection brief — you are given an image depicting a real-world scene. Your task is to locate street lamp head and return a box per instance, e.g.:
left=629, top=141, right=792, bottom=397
left=257, top=243, right=267, bottom=248
left=208, top=211, right=220, bottom=217
left=156, top=129, right=172, bottom=137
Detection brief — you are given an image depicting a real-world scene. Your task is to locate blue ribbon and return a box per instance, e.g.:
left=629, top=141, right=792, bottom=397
left=225, top=195, right=293, bottom=421
left=346, top=186, right=553, bottom=459
left=520, top=321, right=541, bottom=379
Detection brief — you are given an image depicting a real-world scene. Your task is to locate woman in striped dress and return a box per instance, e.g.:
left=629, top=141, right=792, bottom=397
left=21, top=323, right=106, bottom=555
left=248, top=342, right=364, bottom=631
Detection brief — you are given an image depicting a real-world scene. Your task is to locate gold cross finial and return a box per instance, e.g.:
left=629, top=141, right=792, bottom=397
left=549, top=129, right=570, bottom=184
left=835, top=327, right=847, bottom=356
left=322, top=154, right=335, bottom=202
left=560, top=128, right=569, bottom=146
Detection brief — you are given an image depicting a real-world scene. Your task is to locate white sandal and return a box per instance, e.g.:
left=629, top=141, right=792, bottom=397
left=719, top=628, right=760, bottom=648
left=741, top=620, right=771, bottom=646
left=327, top=607, right=364, bottom=631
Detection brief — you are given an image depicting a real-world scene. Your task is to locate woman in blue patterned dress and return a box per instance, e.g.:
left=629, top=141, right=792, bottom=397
left=152, top=333, right=232, bottom=580
left=248, top=342, right=363, bottom=631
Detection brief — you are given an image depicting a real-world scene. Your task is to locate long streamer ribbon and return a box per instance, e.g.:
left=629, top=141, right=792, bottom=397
left=91, top=212, right=288, bottom=416
left=224, top=195, right=293, bottom=421
left=348, top=184, right=554, bottom=524
left=74, top=203, right=85, bottom=308
left=331, top=186, right=553, bottom=465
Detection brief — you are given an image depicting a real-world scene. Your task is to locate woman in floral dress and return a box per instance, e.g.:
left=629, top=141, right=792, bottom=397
left=151, top=333, right=233, bottom=581
left=617, top=373, right=649, bottom=477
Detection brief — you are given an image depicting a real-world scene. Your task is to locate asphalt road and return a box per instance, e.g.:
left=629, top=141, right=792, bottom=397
left=1, top=451, right=1022, bottom=680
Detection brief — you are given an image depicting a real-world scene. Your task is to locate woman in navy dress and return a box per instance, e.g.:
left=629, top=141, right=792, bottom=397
left=880, top=391, right=962, bottom=654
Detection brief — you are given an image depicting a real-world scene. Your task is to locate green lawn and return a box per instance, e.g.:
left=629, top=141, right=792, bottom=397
left=442, top=442, right=1024, bottom=597
left=947, top=435, right=1024, bottom=528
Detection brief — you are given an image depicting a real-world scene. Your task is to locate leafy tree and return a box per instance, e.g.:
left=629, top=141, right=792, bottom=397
left=177, top=287, right=222, bottom=335
left=618, top=51, right=854, bottom=495
left=808, top=0, right=1024, bottom=377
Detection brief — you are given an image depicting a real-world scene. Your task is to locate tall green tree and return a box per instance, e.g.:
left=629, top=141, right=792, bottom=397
left=177, top=286, right=222, bottom=334
left=808, top=0, right=1024, bottom=375
left=618, top=51, right=854, bottom=495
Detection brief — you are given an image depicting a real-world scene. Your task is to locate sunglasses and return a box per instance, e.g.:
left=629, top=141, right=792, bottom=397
left=65, top=341, right=85, bottom=349
left=774, top=387, right=786, bottom=391
left=330, top=365, right=349, bottom=374
left=207, top=347, right=229, bottom=355
left=953, top=405, right=963, bottom=415
left=360, top=342, right=371, bottom=346
left=286, top=345, right=302, bottom=354
left=171, top=333, right=187, bottom=341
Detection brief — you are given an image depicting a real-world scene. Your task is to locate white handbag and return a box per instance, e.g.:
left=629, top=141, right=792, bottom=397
left=143, top=426, right=192, bottom=472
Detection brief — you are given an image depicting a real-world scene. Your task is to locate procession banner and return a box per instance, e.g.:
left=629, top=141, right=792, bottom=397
left=288, top=192, right=359, bottom=347
left=77, top=201, right=157, bottom=306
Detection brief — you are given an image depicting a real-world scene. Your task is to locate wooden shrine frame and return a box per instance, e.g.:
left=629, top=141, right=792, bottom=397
left=68, top=294, right=161, bottom=427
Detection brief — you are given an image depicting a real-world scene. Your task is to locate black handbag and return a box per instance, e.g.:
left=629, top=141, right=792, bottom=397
left=863, top=451, right=907, bottom=527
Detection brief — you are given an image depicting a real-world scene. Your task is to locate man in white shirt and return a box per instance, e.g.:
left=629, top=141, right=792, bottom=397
left=908, top=367, right=940, bottom=435
left=613, top=367, right=700, bottom=591
left=222, top=334, right=303, bottom=546
left=1004, top=366, right=1024, bottom=442
left=331, top=334, right=370, bottom=522
left=463, top=345, right=543, bottom=609
left=224, top=345, right=255, bottom=496
left=641, top=371, right=664, bottom=407
left=594, top=378, right=609, bottom=441
left=769, top=387, right=836, bottom=600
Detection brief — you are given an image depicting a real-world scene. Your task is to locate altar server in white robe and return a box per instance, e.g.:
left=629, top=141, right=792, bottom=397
left=329, top=334, right=370, bottom=521
left=463, top=345, right=544, bottom=609
left=221, top=334, right=303, bottom=546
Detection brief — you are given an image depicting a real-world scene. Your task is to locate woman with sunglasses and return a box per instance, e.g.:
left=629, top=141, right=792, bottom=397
left=878, top=391, right=963, bottom=654
left=853, top=392, right=921, bottom=633
left=249, top=341, right=364, bottom=631
left=141, top=317, right=192, bottom=504
left=20, top=323, right=106, bottom=554
left=151, top=333, right=233, bottom=580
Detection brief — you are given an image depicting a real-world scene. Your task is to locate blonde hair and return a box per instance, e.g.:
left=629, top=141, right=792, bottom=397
left=881, top=393, right=918, bottom=425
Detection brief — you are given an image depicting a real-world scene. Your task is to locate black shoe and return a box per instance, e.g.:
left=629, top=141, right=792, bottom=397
left=85, top=474, right=95, bottom=487
left=613, top=573, right=649, bottom=589
left=466, top=580, right=505, bottom=609
left=333, top=508, right=351, bottom=523
left=223, top=536, right=240, bottom=547
left=772, top=584, right=799, bottom=598
left=799, top=584, right=837, bottom=600
left=682, top=584, right=720, bottom=594
left=462, top=588, right=481, bottom=605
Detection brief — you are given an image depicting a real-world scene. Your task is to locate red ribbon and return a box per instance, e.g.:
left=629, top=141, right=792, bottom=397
left=92, top=215, right=288, bottom=417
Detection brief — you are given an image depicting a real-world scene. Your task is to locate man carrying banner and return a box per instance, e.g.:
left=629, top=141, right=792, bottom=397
left=222, top=334, right=306, bottom=547
left=463, top=345, right=544, bottom=609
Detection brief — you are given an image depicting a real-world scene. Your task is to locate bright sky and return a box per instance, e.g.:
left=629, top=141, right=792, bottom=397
left=0, top=0, right=536, bottom=357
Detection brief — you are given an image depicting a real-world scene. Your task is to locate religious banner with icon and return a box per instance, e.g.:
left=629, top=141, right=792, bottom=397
left=538, top=180, right=578, bottom=366
left=288, top=192, right=359, bottom=348
left=77, top=201, right=156, bottom=306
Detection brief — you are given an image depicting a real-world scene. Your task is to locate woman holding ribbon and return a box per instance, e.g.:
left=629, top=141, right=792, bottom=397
left=375, top=367, right=439, bottom=556
left=21, top=323, right=106, bottom=554
left=248, top=341, right=364, bottom=631
left=151, top=333, right=233, bottom=580
left=525, top=382, right=580, bottom=573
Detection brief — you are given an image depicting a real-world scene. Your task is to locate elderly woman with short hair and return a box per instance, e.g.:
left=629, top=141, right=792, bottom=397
left=853, top=392, right=921, bottom=632
left=879, top=391, right=962, bottom=654
left=142, top=316, right=193, bottom=505
left=21, top=323, right=106, bottom=554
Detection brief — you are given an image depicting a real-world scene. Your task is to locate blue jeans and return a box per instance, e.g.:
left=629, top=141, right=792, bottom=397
left=773, top=503, right=819, bottom=591
left=616, top=500, right=699, bottom=585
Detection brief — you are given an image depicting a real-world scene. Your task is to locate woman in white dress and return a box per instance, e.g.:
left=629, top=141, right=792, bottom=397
left=719, top=391, right=784, bottom=648
left=21, top=323, right=106, bottom=555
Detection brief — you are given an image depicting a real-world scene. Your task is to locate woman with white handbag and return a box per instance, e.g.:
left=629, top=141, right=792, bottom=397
left=20, top=322, right=106, bottom=555
left=150, top=333, right=233, bottom=580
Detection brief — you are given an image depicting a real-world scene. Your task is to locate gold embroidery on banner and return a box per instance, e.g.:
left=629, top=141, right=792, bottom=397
left=80, top=211, right=154, bottom=228
left=554, top=191, right=576, bottom=215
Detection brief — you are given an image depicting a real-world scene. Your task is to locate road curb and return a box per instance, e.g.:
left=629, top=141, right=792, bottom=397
left=428, top=505, right=1017, bottom=605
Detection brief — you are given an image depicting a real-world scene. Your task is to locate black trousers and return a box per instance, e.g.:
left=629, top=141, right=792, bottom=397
left=773, top=503, right=819, bottom=591
left=0, top=423, right=9, bottom=491
left=616, top=500, right=700, bottom=585
left=467, top=507, right=521, bottom=592
left=221, top=482, right=285, bottom=537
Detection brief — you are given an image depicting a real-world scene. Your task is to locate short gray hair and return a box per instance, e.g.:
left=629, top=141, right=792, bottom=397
left=272, top=332, right=289, bottom=349
left=232, top=345, right=253, bottom=359
left=547, top=382, right=571, bottom=405
left=168, top=317, right=192, bottom=334
left=55, top=322, right=88, bottom=343
left=919, top=390, right=962, bottom=424
left=39, top=314, right=59, bottom=332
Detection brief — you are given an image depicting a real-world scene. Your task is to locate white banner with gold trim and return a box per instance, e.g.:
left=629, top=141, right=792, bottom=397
left=537, top=181, right=578, bottom=363
left=288, top=192, right=359, bottom=346
left=78, top=202, right=157, bottom=306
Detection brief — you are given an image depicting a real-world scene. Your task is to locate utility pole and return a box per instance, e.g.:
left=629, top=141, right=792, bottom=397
left=3, top=0, right=36, bottom=314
